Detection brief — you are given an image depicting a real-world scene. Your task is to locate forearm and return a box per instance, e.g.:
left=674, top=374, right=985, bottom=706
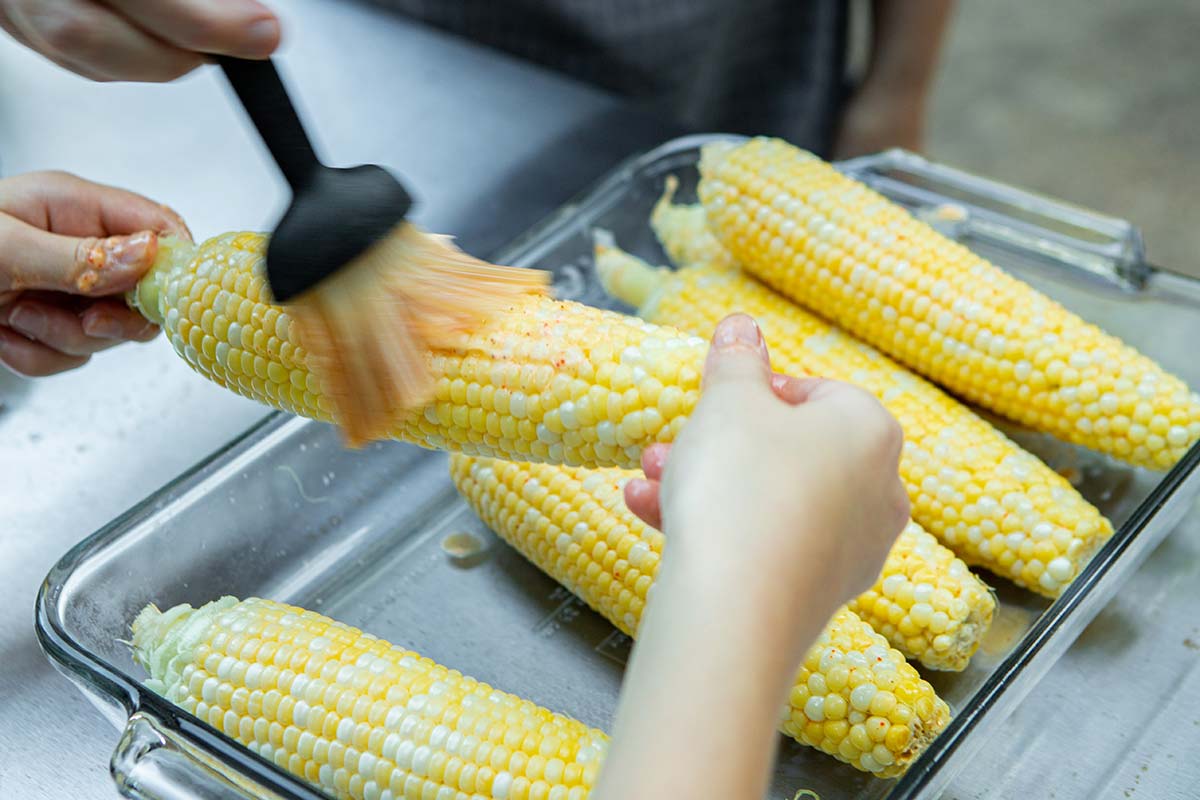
left=592, top=551, right=833, bottom=800
left=836, top=0, right=955, bottom=156
left=863, top=0, right=955, bottom=96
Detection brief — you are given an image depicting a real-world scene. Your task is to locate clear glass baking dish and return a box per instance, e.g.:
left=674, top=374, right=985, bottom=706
left=37, top=135, right=1200, bottom=800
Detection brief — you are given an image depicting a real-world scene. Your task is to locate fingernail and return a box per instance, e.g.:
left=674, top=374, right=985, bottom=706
left=159, top=206, right=193, bottom=242
left=83, top=315, right=122, bottom=339
left=8, top=305, right=46, bottom=339
left=106, top=231, right=156, bottom=268
left=245, top=17, right=281, bottom=54
left=712, top=314, right=761, bottom=349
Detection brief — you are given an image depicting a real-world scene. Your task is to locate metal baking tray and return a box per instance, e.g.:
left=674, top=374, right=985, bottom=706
left=37, top=135, right=1200, bottom=800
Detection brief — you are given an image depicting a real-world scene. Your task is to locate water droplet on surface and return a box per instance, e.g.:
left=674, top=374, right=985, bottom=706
left=441, top=531, right=487, bottom=564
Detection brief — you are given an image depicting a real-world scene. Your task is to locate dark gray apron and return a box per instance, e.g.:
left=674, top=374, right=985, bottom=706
left=367, top=0, right=849, bottom=155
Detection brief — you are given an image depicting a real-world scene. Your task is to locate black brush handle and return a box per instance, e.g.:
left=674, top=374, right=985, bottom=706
left=218, top=56, right=321, bottom=189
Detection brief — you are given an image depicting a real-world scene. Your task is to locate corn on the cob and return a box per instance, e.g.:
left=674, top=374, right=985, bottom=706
left=131, top=233, right=708, bottom=468
left=595, top=239, right=1113, bottom=596
left=133, top=597, right=607, bottom=800
left=698, top=137, right=1200, bottom=470
left=649, top=176, right=737, bottom=271
left=451, top=455, right=951, bottom=774
left=452, top=454, right=990, bottom=670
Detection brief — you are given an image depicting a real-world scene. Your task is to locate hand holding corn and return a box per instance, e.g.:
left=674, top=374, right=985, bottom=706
left=590, top=314, right=918, bottom=799
left=626, top=314, right=911, bottom=627
left=595, top=227, right=1114, bottom=597
left=0, top=171, right=189, bottom=376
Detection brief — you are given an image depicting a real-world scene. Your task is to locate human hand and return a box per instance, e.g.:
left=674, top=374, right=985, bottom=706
left=834, top=83, right=926, bottom=159
left=0, top=171, right=190, bottom=376
left=595, top=314, right=908, bottom=800
left=0, top=0, right=279, bottom=82
left=625, top=314, right=909, bottom=635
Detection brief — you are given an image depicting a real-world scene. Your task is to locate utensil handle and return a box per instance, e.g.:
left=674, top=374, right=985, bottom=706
left=217, top=56, right=320, bottom=189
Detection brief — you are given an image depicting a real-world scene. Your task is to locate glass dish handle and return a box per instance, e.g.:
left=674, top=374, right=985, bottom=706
left=111, top=712, right=281, bottom=800
left=837, top=148, right=1149, bottom=289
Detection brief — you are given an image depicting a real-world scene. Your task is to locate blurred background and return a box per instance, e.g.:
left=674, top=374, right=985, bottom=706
left=929, top=0, right=1198, bottom=275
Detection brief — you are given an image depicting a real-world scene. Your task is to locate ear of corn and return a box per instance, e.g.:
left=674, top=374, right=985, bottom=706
left=132, top=597, right=606, bottom=800
left=131, top=233, right=707, bottom=468
left=697, top=137, right=1200, bottom=470
left=595, top=239, right=1113, bottom=597
left=283, top=224, right=551, bottom=446
left=450, top=455, right=952, bottom=775
left=450, top=454, right=991, bottom=671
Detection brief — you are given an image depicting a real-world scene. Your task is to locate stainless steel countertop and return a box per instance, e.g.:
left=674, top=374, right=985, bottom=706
left=1, top=2, right=1196, bottom=798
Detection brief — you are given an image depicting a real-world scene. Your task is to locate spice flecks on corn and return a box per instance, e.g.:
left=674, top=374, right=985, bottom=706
left=400, top=295, right=705, bottom=468
left=133, top=597, right=607, bottom=800
left=132, top=233, right=707, bottom=468
left=698, top=137, right=1200, bottom=470
left=595, top=239, right=1112, bottom=596
left=451, top=454, right=952, bottom=774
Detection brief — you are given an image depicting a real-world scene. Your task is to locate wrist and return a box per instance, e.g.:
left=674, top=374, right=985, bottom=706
left=852, top=73, right=929, bottom=113
left=653, top=534, right=838, bottom=666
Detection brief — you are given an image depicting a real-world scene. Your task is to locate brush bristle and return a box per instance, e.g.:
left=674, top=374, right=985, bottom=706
left=291, top=223, right=550, bottom=445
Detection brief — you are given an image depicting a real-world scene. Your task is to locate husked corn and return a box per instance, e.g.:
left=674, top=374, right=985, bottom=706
left=452, top=455, right=991, bottom=669
left=131, top=233, right=708, bottom=468
left=595, top=238, right=1112, bottom=596
left=698, top=137, right=1200, bottom=470
left=452, top=455, right=952, bottom=774
left=133, top=597, right=607, bottom=799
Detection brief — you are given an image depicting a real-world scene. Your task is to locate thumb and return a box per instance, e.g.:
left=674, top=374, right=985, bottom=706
left=0, top=214, right=158, bottom=296
left=702, top=313, right=772, bottom=391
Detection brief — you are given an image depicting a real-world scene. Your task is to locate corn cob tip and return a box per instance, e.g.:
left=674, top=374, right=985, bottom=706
left=592, top=232, right=668, bottom=311
left=849, top=522, right=997, bottom=671
left=650, top=174, right=680, bottom=225
left=649, top=173, right=739, bottom=271
left=790, top=608, right=951, bottom=777
left=127, top=235, right=199, bottom=326
left=131, top=597, right=239, bottom=692
left=698, top=139, right=740, bottom=172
